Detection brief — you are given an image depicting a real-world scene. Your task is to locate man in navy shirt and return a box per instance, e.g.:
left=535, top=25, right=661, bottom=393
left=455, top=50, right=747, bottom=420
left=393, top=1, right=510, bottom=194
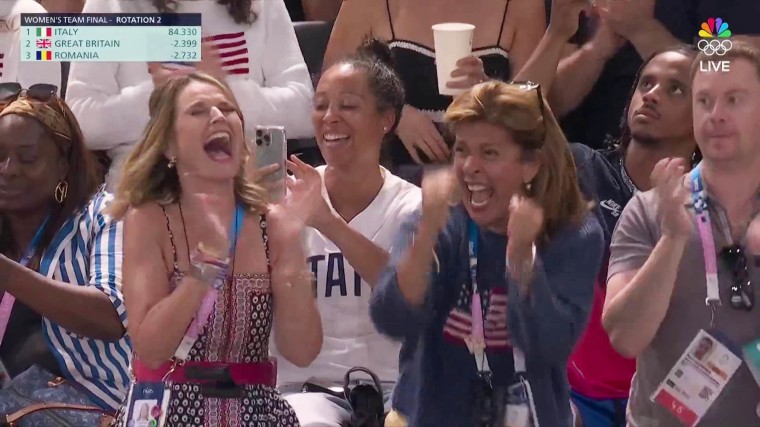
left=542, top=0, right=760, bottom=149
left=568, top=44, right=699, bottom=427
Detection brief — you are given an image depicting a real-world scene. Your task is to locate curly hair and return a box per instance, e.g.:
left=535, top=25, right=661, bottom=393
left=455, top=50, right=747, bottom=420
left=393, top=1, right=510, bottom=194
left=609, top=44, right=700, bottom=165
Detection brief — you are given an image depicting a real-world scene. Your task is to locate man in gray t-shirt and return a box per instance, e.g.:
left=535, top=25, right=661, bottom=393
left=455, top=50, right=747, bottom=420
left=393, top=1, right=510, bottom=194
left=604, top=41, right=760, bottom=426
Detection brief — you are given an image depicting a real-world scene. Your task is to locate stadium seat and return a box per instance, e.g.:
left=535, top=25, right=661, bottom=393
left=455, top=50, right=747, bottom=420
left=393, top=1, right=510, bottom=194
left=289, top=21, right=332, bottom=165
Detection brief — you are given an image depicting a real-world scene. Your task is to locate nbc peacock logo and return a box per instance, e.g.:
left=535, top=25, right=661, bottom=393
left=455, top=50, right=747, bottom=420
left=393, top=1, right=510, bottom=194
left=697, top=18, right=732, bottom=56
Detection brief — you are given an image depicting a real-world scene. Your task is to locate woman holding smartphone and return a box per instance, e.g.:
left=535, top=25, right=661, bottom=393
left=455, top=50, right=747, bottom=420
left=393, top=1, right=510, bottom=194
left=110, top=72, right=321, bottom=426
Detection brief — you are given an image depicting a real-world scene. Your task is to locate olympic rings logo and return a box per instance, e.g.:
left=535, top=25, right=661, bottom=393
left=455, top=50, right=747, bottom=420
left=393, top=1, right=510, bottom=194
left=697, top=39, right=733, bottom=56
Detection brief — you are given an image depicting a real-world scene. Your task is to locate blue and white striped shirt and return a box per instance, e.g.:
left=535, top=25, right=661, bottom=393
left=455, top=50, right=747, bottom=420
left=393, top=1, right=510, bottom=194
left=38, top=190, right=131, bottom=411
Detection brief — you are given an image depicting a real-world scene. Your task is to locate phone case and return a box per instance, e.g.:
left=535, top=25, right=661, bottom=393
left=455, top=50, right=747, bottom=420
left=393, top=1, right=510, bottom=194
left=252, top=126, right=287, bottom=200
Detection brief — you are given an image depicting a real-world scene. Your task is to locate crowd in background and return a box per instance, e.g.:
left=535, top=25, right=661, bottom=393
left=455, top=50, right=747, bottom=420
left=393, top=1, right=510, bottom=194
left=0, top=0, right=757, bottom=426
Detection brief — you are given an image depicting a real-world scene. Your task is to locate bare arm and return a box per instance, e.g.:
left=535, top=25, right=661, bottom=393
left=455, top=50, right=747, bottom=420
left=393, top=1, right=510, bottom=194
left=550, top=41, right=617, bottom=117
left=626, top=19, right=681, bottom=60
left=507, top=0, right=547, bottom=78
left=122, top=207, right=210, bottom=368
left=270, top=224, right=323, bottom=367
left=321, top=0, right=376, bottom=69
left=314, top=213, right=389, bottom=288
left=302, top=0, right=343, bottom=22
left=603, top=234, right=686, bottom=358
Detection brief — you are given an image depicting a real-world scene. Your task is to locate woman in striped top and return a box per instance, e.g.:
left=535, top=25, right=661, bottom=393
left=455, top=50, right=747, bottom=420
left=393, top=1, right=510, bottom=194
left=0, top=83, right=130, bottom=425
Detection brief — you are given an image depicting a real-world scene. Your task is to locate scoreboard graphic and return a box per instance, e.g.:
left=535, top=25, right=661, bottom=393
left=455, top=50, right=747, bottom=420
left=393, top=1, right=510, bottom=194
left=20, top=13, right=202, bottom=62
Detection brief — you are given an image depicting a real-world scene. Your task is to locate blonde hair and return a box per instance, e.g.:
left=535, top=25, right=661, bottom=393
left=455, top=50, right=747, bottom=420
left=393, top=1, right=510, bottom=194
left=108, top=72, right=268, bottom=219
left=445, top=80, right=590, bottom=242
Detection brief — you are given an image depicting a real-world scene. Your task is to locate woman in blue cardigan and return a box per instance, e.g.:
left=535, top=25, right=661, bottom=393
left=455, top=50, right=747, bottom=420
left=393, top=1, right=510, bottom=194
left=371, top=80, right=604, bottom=426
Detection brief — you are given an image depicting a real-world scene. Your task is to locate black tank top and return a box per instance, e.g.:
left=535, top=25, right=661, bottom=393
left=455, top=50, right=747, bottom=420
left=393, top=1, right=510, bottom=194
left=386, top=0, right=512, bottom=166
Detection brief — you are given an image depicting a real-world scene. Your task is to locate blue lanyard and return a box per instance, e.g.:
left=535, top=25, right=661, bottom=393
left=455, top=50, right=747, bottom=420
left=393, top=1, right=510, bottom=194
left=228, top=202, right=244, bottom=257
left=467, top=219, right=479, bottom=293
left=19, top=216, right=50, bottom=267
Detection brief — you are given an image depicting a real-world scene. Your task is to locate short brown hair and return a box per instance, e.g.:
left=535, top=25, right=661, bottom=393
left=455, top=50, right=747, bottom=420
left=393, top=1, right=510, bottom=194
left=444, top=81, right=590, bottom=243
left=691, top=39, right=760, bottom=82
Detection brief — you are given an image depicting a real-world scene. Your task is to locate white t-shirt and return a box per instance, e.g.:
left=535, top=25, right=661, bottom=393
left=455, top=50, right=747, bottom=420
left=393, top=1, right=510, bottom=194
left=274, top=166, right=421, bottom=385
left=66, top=0, right=314, bottom=190
left=0, top=0, right=60, bottom=90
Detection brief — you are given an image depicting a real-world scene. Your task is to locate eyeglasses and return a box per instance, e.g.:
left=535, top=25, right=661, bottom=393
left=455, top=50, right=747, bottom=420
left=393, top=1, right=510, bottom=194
left=719, top=244, right=754, bottom=311
left=509, top=80, right=547, bottom=142
left=0, top=83, right=58, bottom=107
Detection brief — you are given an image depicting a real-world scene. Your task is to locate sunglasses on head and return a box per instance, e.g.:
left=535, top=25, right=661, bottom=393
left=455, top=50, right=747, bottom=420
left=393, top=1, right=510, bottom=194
left=508, top=81, right=547, bottom=141
left=0, top=83, right=58, bottom=107
left=720, top=244, right=754, bottom=311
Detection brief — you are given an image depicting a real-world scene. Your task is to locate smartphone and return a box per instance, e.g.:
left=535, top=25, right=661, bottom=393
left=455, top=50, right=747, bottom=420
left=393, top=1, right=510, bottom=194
left=252, top=125, right=287, bottom=201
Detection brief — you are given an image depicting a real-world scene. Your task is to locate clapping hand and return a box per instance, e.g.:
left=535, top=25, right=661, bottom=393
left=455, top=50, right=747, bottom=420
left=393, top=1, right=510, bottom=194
left=588, top=17, right=627, bottom=59
left=196, top=40, right=226, bottom=81
left=147, top=62, right=194, bottom=87
left=420, top=166, right=456, bottom=234
left=596, top=0, right=655, bottom=40
left=285, top=155, right=335, bottom=230
left=446, top=56, right=488, bottom=91
left=652, top=158, right=692, bottom=239
left=506, top=195, right=543, bottom=289
left=547, top=0, right=592, bottom=40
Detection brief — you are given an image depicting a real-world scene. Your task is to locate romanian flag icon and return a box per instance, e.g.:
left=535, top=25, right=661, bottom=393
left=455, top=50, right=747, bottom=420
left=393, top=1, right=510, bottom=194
left=36, top=51, right=52, bottom=61
left=36, top=27, right=52, bottom=37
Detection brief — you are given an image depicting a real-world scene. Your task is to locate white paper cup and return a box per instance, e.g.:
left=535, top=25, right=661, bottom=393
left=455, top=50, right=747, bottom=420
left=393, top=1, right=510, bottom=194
left=432, top=23, right=475, bottom=96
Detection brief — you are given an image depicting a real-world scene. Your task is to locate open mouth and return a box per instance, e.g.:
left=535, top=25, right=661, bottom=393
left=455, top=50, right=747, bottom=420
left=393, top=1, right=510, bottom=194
left=467, top=184, right=493, bottom=208
left=203, top=132, right=233, bottom=162
left=322, top=133, right=350, bottom=146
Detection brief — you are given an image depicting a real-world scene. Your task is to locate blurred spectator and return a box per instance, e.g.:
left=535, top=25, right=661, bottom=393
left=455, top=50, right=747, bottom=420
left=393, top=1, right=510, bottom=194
left=110, top=72, right=321, bottom=426
left=323, top=0, right=545, bottom=184
left=568, top=45, right=698, bottom=427
left=371, top=81, right=603, bottom=426
left=539, top=0, right=760, bottom=149
left=66, top=0, right=314, bottom=190
left=604, top=41, right=760, bottom=426
left=286, top=0, right=342, bottom=22
left=270, top=38, right=421, bottom=426
left=0, top=85, right=128, bottom=424
left=0, top=1, right=60, bottom=93
left=36, top=0, right=83, bottom=99
left=36, top=0, right=83, bottom=13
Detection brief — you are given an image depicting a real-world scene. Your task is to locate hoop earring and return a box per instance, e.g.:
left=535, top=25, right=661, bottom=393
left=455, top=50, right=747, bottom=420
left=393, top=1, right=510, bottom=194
left=54, top=180, right=68, bottom=204
left=167, top=156, right=177, bottom=169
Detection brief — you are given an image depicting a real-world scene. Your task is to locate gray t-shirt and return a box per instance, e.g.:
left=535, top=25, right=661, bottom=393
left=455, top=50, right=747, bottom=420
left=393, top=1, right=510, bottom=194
left=608, top=190, right=760, bottom=427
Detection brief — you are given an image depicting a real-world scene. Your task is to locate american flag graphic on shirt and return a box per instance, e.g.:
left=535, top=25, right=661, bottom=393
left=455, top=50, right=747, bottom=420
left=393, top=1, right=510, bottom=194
left=203, top=32, right=249, bottom=75
left=443, top=285, right=511, bottom=349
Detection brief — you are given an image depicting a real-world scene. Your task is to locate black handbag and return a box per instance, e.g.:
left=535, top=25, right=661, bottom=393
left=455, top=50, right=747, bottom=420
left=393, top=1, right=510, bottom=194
left=343, top=367, right=385, bottom=427
left=301, top=366, right=385, bottom=427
